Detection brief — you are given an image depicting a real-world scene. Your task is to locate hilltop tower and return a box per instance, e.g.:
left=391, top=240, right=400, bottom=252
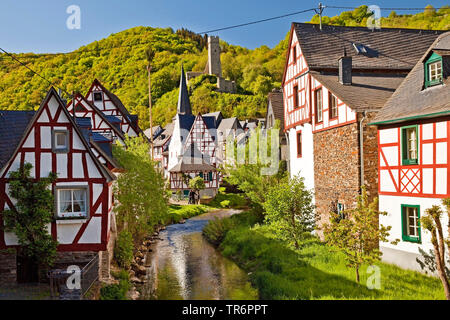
left=207, top=36, right=222, bottom=78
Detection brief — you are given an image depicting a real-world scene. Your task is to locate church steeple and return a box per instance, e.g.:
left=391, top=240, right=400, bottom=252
left=177, top=64, right=192, bottom=115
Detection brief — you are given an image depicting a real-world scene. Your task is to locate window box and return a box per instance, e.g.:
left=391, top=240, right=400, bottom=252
left=401, top=204, right=421, bottom=243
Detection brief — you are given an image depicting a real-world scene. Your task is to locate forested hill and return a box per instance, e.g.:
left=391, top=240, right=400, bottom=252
left=0, top=5, right=448, bottom=129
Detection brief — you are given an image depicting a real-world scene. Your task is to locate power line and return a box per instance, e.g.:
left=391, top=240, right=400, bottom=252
left=0, top=47, right=72, bottom=98
left=196, top=8, right=317, bottom=34
left=326, top=6, right=436, bottom=11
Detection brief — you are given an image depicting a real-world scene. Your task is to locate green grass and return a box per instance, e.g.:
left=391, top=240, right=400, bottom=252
left=165, top=204, right=209, bottom=224
left=210, top=212, right=445, bottom=300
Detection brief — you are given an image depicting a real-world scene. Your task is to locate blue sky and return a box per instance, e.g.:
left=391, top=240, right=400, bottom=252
left=1, top=0, right=448, bottom=53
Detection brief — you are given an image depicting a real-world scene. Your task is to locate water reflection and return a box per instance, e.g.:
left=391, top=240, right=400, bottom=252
left=140, top=210, right=258, bottom=300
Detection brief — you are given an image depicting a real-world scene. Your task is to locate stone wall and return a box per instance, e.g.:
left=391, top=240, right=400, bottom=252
left=313, top=112, right=380, bottom=237
left=313, top=121, right=360, bottom=236
left=0, top=251, right=16, bottom=284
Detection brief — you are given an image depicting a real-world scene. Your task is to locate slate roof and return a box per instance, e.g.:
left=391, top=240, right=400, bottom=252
left=372, top=32, right=450, bottom=124
left=267, top=91, right=284, bottom=130
left=202, top=115, right=217, bottom=130
left=311, top=72, right=405, bottom=111
left=218, top=117, right=241, bottom=132
left=169, top=144, right=216, bottom=172
left=177, top=65, right=192, bottom=115
left=154, top=122, right=174, bottom=148
left=178, top=114, right=195, bottom=132
left=0, top=110, right=35, bottom=169
left=290, top=23, right=444, bottom=73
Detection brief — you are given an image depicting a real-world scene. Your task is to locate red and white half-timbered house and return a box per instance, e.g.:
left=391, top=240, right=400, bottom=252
left=85, top=79, right=142, bottom=138
left=371, top=32, right=450, bottom=271
left=282, top=23, right=443, bottom=230
left=0, top=88, right=116, bottom=283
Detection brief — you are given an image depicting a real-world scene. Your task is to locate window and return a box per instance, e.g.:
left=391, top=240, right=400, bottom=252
left=296, top=131, right=302, bottom=158
left=329, top=92, right=338, bottom=119
left=315, top=88, right=323, bottom=123
left=401, top=204, right=421, bottom=243
left=93, top=92, right=103, bottom=102
left=56, top=188, right=88, bottom=219
left=425, top=52, right=443, bottom=88
left=52, top=130, right=69, bottom=153
left=293, top=85, right=299, bottom=109
left=401, top=125, right=418, bottom=165
left=292, top=46, right=297, bottom=63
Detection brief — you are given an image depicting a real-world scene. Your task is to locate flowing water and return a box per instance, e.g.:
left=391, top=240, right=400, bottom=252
left=139, top=209, right=258, bottom=300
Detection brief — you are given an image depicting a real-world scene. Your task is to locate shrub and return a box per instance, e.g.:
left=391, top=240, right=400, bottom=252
left=100, top=269, right=130, bottom=300
left=220, top=200, right=231, bottom=208
left=115, top=231, right=134, bottom=269
left=209, top=192, right=248, bottom=208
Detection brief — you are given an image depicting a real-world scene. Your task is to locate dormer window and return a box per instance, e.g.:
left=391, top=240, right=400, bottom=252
left=424, top=52, right=443, bottom=88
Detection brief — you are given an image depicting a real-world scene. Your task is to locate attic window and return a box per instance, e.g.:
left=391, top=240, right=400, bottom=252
left=93, top=92, right=103, bottom=102
left=425, top=52, right=443, bottom=88
left=52, top=130, right=69, bottom=153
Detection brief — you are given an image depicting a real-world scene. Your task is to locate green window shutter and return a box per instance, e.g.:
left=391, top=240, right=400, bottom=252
left=199, top=172, right=203, bottom=178
left=209, top=172, right=213, bottom=181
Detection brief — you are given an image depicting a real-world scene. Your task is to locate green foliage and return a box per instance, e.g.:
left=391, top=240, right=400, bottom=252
left=112, top=134, right=168, bottom=241
left=208, top=192, right=248, bottom=209
left=100, top=270, right=130, bottom=300
left=166, top=204, right=208, bottom=224
left=189, top=176, right=205, bottom=192
left=220, top=200, right=231, bottom=208
left=114, top=231, right=134, bottom=269
left=0, top=26, right=287, bottom=128
left=212, top=212, right=445, bottom=300
left=263, top=175, right=315, bottom=249
left=323, top=187, right=397, bottom=282
left=1, top=163, right=58, bottom=268
left=311, top=5, right=450, bottom=30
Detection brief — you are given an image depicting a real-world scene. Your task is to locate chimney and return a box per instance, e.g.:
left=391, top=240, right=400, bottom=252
left=338, top=55, right=352, bottom=85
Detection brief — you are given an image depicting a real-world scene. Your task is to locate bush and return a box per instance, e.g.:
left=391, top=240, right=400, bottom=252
left=166, top=204, right=209, bottom=224
left=100, top=270, right=130, bottom=300
left=220, top=200, right=231, bottom=208
left=209, top=192, right=248, bottom=208
left=115, top=231, right=134, bottom=269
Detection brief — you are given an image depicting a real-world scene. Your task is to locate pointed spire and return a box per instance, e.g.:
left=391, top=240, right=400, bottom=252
left=177, top=64, right=192, bottom=115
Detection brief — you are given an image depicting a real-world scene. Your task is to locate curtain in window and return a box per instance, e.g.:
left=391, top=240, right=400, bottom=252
left=59, top=190, right=72, bottom=215
left=73, top=190, right=86, bottom=214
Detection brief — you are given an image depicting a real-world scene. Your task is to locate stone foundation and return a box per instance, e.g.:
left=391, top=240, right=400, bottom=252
left=0, top=251, right=17, bottom=285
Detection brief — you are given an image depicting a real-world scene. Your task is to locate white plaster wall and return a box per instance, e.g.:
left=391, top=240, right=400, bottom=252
left=288, top=123, right=315, bottom=195
left=379, top=194, right=449, bottom=255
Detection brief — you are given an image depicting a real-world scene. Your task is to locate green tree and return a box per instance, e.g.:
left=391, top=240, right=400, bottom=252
left=263, top=175, right=315, bottom=249
left=112, top=135, right=168, bottom=242
left=189, top=176, right=205, bottom=204
left=421, top=200, right=450, bottom=300
left=323, top=187, right=397, bottom=283
left=1, top=163, right=58, bottom=269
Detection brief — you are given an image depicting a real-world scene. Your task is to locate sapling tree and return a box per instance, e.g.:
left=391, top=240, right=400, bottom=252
left=263, top=175, right=315, bottom=249
left=1, top=163, right=58, bottom=269
left=323, top=187, right=398, bottom=283
left=113, top=134, right=168, bottom=242
left=421, top=200, right=450, bottom=300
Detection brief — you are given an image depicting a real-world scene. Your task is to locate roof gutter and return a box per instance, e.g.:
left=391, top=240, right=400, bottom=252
left=369, top=109, right=450, bottom=126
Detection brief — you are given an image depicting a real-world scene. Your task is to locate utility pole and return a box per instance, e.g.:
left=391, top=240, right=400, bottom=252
left=146, top=48, right=155, bottom=161
left=316, top=3, right=325, bottom=31
left=147, top=64, right=154, bottom=161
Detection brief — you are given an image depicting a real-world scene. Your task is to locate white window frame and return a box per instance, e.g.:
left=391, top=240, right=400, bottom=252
left=55, top=187, right=89, bottom=219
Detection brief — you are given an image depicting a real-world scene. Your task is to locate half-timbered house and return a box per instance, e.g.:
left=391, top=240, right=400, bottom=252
left=371, top=32, right=450, bottom=271
left=282, top=23, right=443, bottom=231
left=0, top=88, right=116, bottom=283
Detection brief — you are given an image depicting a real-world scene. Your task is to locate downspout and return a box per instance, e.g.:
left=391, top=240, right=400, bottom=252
left=359, top=111, right=366, bottom=189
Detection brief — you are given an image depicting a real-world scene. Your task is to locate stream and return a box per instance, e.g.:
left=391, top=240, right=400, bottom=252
left=138, top=209, right=258, bottom=300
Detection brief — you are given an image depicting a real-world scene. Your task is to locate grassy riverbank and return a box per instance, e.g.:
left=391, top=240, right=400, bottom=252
left=203, top=211, right=445, bottom=300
